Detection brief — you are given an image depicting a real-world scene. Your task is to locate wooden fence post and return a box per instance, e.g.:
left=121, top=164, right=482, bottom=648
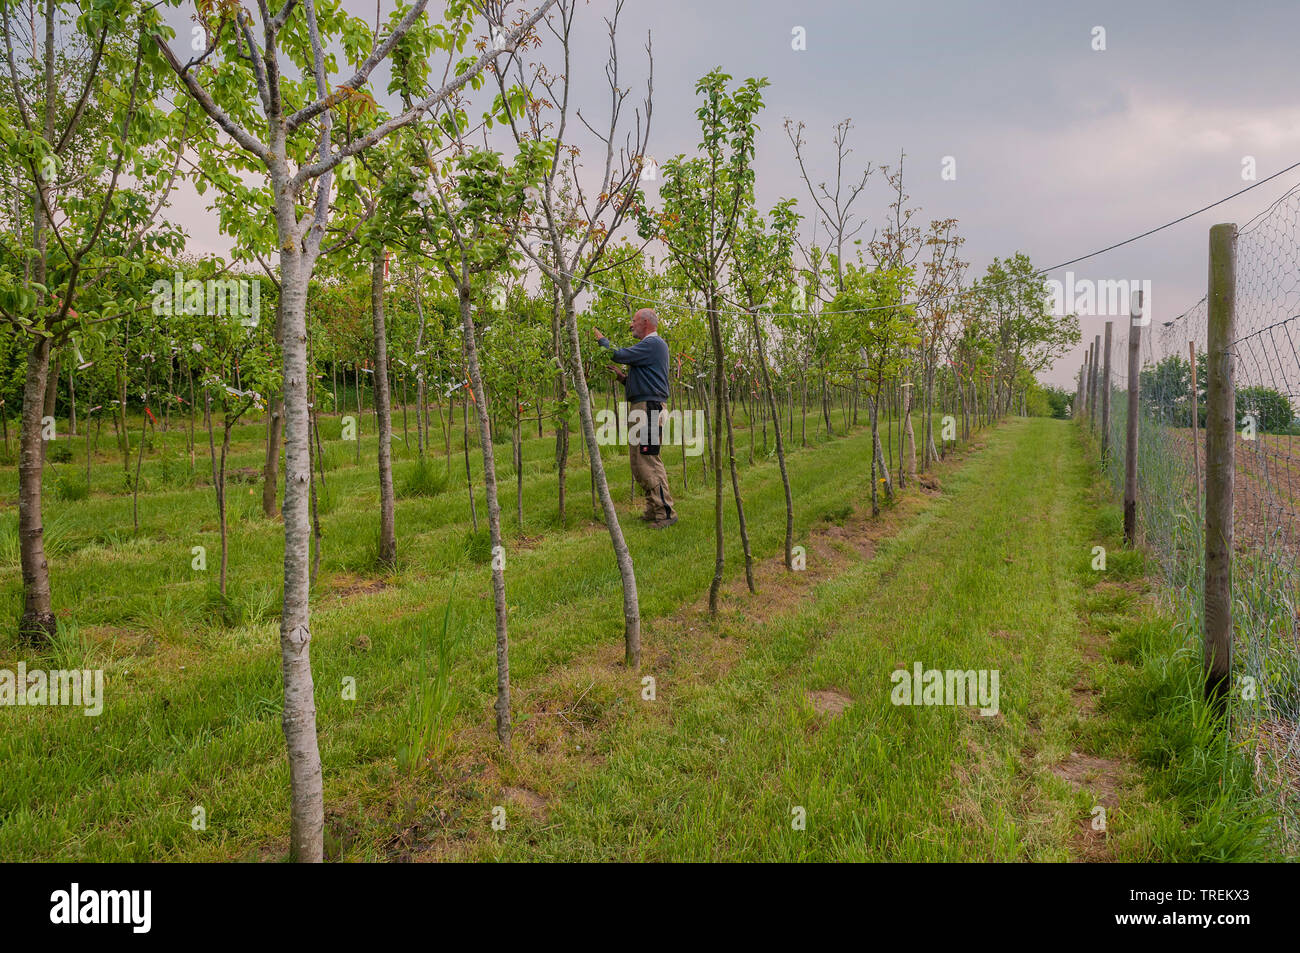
left=1089, top=336, right=1101, bottom=428
left=1124, top=292, right=1142, bottom=546
left=1189, top=340, right=1202, bottom=519
left=1101, top=322, right=1113, bottom=458
left=1204, top=223, right=1237, bottom=707
left=1084, top=342, right=1094, bottom=419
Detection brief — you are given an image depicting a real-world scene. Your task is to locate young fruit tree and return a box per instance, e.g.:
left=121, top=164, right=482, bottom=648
left=728, top=200, right=800, bottom=569
left=388, top=132, right=549, bottom=746
left=1, top=0, right=188, bottom=639
left=153, top=0, right=556, bottom=861
left=656, top=69, right=767, bottom=612
left=494, top=0, right=653, bottom=668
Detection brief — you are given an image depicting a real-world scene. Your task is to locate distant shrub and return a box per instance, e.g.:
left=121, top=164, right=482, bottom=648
left=1238, top=386, right=1293, bottom=434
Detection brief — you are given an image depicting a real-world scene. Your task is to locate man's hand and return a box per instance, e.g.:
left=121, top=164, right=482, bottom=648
left=610, top=365, right=627, bottom=383
left=592, top=327, right=606, bottom=341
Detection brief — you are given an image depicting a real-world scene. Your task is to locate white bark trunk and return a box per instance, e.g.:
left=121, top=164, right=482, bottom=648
left=274, top=194, right=324, bottom=861
left=459, top=286, right=512, bottom=745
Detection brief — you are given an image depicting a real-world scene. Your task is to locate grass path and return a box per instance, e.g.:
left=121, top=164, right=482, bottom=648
left=465, top=417, right=1277, bottom=861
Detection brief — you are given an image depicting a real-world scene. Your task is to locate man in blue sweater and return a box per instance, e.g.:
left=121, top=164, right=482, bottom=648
left=592, top=308, right=677, bottom=528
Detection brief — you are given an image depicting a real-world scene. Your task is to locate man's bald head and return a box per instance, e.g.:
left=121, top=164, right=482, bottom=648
left=631, top=308, right=658, bottom=339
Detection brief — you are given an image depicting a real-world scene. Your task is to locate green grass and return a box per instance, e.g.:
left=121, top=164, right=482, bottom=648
left=0, top=397, right=935, bottom=859
left=464, top=418, right=1283, bottom=861
left=0, top=408, right=1281, bottom=860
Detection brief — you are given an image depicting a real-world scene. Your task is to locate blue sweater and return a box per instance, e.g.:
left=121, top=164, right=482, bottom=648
left=598, top=333, right=670, bottom=404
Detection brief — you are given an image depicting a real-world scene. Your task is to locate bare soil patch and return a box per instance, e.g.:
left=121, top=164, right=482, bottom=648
left=1051, top=751, right=1126, bottom=807
left=807, top=689, right=852, bottom=716
left=331, top=573, right=390, bottom=599
left=501, top=785, right=548, bottom=819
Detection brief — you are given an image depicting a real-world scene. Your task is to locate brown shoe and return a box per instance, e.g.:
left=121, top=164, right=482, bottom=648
left=651, top=515, right=678, bottom=529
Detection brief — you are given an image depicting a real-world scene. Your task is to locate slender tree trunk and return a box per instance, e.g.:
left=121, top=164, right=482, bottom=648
left=307, top=334, right=324, bottom=587
left=262, top=300, right=285, bottom=518
left=400, top=372, right=409, bottom=449
left=870, top=396, right=882, bottom=515
left=203, top=388, right=223, bottom=597
left=953, top=370, right=964, bottom=439
left=513, top=390, right=523, bottom=527
left=164, top=355, right=173, bottom=434
left=219, top=422, right=233, bottom=596
left=443, top=395, right=452, bottom=469
left=743, top=385, right=754, bottom=465
left=459, top=284, right=511, bottom=745
left=261, top=397, right=283, bottom=517
left=309, top=404, right=322, bottom=586
left=117, top=358, right=129, bottom=475
left=67, top=362, right=76, bottom=437
left=354, top=360, right=362, bottom=466
left=562, top=296, right=640, bottom=667
left=800, top=372, right=808, bottom=446
left=462, top=392, right=478, bottom=530
left=272, top=219, right=324, bottom=863
left=18, top=333, right=55, bottom=639
left=707, top=305, right=727, bottom=614
left=723, top=382, right=755, bottom=593
left=552, top=291, right=569, bottom=524
left=895, top=382, right=904, bottom=486
left=680, top=386, right=690, bottom=493
left=42, top=345, right=59, bottom=438
left=875, top=399, right=893, bottom=501
left=187, top=361, right=197, bottom=468
left=371, top=254, right=396, bottom=566
left=821, top=368, right=832, bottom=437
left=700, top=378, right=714, bottom=483
left=86, top=402, right=93, bottom=490
left=751, top=310, right=793, bottom=569
left=925, top=363, right=939, bottom=465
left=414, top=372, right=426, bottom=460
left=133, top=366, right=150, bottom=532
left=903, top=384, right=918, bottom=483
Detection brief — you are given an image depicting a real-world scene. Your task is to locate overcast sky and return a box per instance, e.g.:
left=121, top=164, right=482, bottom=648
left=164, top=0, right=1300, bottom=386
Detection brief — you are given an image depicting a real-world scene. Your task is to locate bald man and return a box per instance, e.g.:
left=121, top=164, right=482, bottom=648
left=593, top=309, right=677, bottom=528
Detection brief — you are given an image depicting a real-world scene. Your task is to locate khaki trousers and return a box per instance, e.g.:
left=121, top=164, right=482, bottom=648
left=628, top=400, right=675, bottom=521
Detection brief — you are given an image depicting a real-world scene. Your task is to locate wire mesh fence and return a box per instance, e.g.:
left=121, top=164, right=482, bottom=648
left=1086, top=188, right=1300, bottom=827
